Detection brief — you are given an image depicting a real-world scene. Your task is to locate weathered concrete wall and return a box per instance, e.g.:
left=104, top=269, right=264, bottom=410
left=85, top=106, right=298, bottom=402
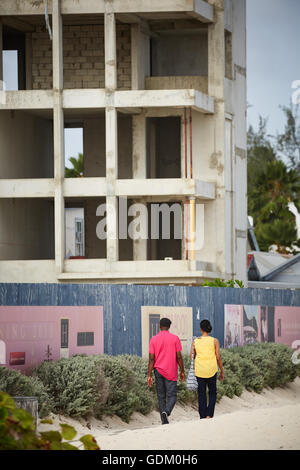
left=231, top=0, right=247, bottom=282
left=31, top=24, right=131, bottom=90
left=83, top=114, right=132, bottom=178
left=151, top=32, right=208, bottom=77
left=145, top=75, right=208, bottom=94
left=0, top=199, right=54, bottom=260
left=0, top=111, right=53, bottom=178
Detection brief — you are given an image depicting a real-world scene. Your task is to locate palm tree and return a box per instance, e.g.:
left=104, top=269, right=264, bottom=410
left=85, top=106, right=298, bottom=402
left=249, top=160, right=300, bottom=253
left=65, top=153, right=84, bottom=178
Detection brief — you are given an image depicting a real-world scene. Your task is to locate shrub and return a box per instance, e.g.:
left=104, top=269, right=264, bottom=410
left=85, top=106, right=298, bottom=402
left=92, top=355, right=139, bottom=423
left=32, top=356, right=108, bottom=418
left=0, top=366, right=53, bottom=418
left=217, top=350, right=243, bottom=399
left=228, top=343, right=299, bottom=389
left=25, top=342, right=300, bottom=422
left=117, top=355, right=156, bottom=416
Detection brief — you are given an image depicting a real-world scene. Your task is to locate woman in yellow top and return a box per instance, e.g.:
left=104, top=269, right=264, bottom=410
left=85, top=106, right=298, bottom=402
left=190, top=319, right=224, bottom=419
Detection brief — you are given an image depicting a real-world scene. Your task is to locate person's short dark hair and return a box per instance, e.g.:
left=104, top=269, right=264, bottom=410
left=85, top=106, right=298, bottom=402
left=200, top=319, right=212, bottom=333
left=160, top=318, right=172, bottom=328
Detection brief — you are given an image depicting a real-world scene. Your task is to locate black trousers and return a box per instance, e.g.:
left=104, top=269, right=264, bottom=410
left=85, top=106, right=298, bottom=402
left=154, top=369, right=177, bottom=418
left=196, top=373, right=217, bottom=419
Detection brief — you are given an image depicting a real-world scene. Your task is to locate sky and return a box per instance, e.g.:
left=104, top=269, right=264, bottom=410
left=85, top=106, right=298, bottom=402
left=2, top=0, right=300, bottom=161
left=247, top=0, right=300, bottom=138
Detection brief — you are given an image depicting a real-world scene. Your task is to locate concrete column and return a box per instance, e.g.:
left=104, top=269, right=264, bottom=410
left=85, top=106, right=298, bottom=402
left=104, top=11, right=117, bottom=90
left=132, top=114, right=147, bottom=260
left=106, top=107, right=119, bottom=262
left=132, top=114, right=147, bottom=179
left=131, top=24, right=139, bottom=91
left=52, top=0, right=65, bottom=274
left=105, top=10, right=118, bottom=262
left=207, top=3, right=226, bottom=274
left=131, top=23, right=150, bottom=91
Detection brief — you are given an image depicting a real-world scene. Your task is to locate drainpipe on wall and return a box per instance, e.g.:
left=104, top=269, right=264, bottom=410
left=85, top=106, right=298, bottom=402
left=189, top=197, right=196, bottom=261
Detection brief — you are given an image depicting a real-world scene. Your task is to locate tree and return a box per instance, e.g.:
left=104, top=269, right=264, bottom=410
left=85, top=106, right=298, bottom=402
left=247, top=117, right=277, bottom=196
left=276, top=103, right=300, bottom=170
left=249, top=159, right=300, bottom=253
left=65, top=153, right=84, bottom=178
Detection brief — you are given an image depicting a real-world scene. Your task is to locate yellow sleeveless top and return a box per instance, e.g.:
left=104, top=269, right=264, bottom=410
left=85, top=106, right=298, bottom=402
left=194, top=336, right=218, bottom=378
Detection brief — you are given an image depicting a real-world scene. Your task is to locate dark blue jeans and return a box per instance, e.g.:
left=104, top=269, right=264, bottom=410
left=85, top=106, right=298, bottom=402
left=154, top=369, right=177, bottom=417
left=197, top=373, right=217, bottom=419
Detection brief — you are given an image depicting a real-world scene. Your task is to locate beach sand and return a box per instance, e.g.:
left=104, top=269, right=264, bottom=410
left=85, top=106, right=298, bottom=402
left=38, top=377, right=300, bottom=450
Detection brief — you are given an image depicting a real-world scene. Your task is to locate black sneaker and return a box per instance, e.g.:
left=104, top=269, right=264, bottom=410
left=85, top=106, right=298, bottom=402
left=161, top=412, right=169, bottom=425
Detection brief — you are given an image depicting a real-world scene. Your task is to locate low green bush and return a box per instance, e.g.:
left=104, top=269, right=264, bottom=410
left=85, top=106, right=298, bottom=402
left=32, top=355, right=109, bottom=418
left=227, top=343, right=299, bottom=389
left=1, top=342, right=298, bottom=422
left=0, top=366, right=53, bottom=418
left=117, top=355, right=156, bottom=416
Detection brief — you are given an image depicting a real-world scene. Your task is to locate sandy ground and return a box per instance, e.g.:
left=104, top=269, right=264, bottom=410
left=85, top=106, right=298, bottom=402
left=38, top=377, right=300, bottom=450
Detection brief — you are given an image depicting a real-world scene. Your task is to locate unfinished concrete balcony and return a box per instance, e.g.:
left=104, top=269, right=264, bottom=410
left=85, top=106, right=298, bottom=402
left=145, top=76, right=208, bottom=95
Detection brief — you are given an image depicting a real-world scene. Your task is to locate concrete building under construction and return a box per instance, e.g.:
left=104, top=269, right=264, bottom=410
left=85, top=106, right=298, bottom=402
left=0, top=0, right=247, bottom=285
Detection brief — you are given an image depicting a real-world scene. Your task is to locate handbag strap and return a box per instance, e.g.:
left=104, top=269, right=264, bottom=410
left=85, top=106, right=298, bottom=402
left=190, top=339, right=195, bottom=366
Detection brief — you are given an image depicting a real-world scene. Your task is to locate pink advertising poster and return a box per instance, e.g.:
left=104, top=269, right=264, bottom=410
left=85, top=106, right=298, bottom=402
left=0, top=306, right=104, bottom=372
left=224, top=304, right=300, bottom=349
left=274, top=306, right=300, bottom=348
left=224, top=304, right=243, bottom=348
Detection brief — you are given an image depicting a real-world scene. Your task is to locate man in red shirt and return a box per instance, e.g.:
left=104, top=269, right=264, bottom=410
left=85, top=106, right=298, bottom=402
left=147, top=318, right=185, bottom=425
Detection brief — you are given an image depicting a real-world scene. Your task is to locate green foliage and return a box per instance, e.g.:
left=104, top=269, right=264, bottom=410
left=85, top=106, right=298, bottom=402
left=65, top=153, right=84, bottom=178
left=32, top=355, right=108, bottom=418
left=201, top=278, right=244, bottom=288
left=0, top=366, right=53, bottom=418
left=276, top=104, right=300, bottom=170
left=0, top=391, right=100, bottom=450
left=249, top=159, right=300, bottom=253
left=229, top=343, right=299, bottom=389
left=3, top=343, right=298, bottom=426
left=247, top=113, right=300, bottom=253
left=116, top=355, right=156, bottom=416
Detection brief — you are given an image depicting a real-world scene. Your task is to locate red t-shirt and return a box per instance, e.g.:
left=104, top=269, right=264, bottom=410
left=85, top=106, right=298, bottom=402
left=149, top=330, right=182, bottom=382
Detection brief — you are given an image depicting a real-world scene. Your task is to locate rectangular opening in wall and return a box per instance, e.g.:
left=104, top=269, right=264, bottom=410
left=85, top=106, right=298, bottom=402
left=0, top=109, right=54, bottom=179
left=3, top=25, right=26, bottom=90
left=147, top=201, right=182, bottom=260
left=2, top=50, right=19, bottom=90
left=225, top=30, right=233, bottom=80
left=147, top=21, right=208, bottom=93
left=146, top=117, right=181, bottom=178
left=65, top=197, right=106, bottom=260
left=0, top=198, right=55, bottom=260
left=65, top=125, right=84, bottom=177
left=64, top=110, right=106, bottom=177
left=2, top=17, right=53, bottom=91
